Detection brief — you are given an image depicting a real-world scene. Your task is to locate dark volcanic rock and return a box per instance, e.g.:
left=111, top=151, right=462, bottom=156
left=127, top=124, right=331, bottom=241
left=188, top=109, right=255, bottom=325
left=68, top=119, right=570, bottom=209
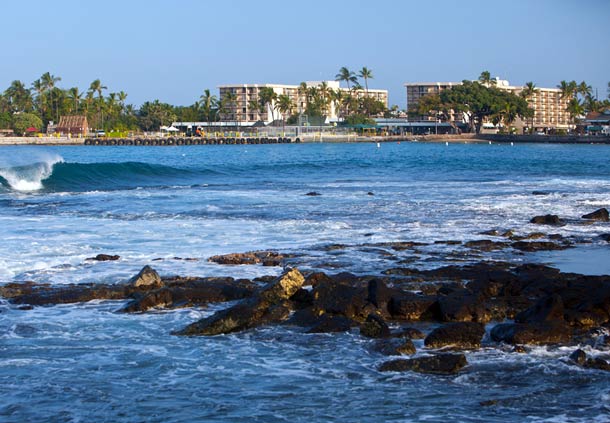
left=464, top=240, right=508, bottom=251
left=569, top=349, right=587, bottom=366
left=174, top=268, right=304, bottom=336
left=584, top=357, right=610, bottom=371
left=208, top=251, right=285, bottom=266
left=311, top=279, right=369, bottom=321
left=373, top=338, right=416, bottom=356
left=379, top=353, right=468, bottom=375
left=437, top=289, right=491, bottom=323
left=306, top=314, right=354, bottom=333
left=530, top=214, right=565, bottom=226
left=128, top=265, right=163, bottom=289
left=393, top=327, right=426, bottom=339
left=87, top=254, right=120, bottom=261
left=120, top=277, right=256, bottom=313
left=515, top=294, right=564, bottom=324
left=305, top=191, right=321, bottom=196
left=582, top=208, right=609, bottom=222
left=389, top=293, right=438, bottom=321
left=0, top=281, right=126, bottom=306
left=511, top=241, right=568, bottom=252
left=424, top=322, right=486, bottom=350
left=490, top=322, right=572, bottom=345
left=360, top=314, right=391, bottom=338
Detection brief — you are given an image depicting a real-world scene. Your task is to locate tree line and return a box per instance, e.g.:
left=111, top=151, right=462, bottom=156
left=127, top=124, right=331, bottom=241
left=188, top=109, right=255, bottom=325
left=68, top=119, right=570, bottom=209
left=415, top=71, right=610, bottom=133
left=0, top=67, right=391, bottom=135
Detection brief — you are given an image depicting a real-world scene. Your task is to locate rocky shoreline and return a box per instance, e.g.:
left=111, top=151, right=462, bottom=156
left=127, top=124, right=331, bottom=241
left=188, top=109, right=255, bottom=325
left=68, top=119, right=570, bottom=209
left=1, top=208, right=609, bottom=376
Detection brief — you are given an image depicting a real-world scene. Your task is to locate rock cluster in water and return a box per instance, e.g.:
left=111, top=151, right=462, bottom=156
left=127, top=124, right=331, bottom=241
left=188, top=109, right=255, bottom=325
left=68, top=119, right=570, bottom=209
left=2, top=210, right=609, bottom=376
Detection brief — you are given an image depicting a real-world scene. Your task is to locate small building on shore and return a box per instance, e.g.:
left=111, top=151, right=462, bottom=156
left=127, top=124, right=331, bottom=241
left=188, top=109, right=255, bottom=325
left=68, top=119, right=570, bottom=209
left=56, top=115, right=89, bottom=136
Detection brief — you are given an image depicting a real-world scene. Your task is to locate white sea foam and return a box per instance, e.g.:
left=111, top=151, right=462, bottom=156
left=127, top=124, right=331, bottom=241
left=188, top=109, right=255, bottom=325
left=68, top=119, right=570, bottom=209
left=0, top=151, right=63, bottom=191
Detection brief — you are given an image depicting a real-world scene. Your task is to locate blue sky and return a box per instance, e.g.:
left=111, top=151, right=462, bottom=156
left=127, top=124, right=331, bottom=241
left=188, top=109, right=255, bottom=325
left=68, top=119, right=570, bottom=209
left=1, top=0, right=609, bottom=108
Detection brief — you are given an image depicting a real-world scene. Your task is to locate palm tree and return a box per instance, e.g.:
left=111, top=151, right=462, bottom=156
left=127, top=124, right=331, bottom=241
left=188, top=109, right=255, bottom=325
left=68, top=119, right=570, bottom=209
left=248, top=98, right=262, bottom=122
left=335, top=67, right=357, bottom=89
left=67, top=87, right=82, bottom=114
left=41, top=72, right=61, bottom=122
left=200, top=89, right=218, bottom=124
left=31, top=79, right=46, bottom=117
left=557, top=80, right=576, bottom=100
left=258, top=87, right=277, bottom=124
left=276, top=94, right=294, bottom=134
left=577, top=81, right=592, bottom=100
left=358, top=67, right=373, bottom=94
left=478, top=70, right=495, bottom=86
left=89, top=79, right=107, bottom=130
left=221, top=90, right=237, bottom=127
left=566, top=97, right=584, bottom=123
left=5, top=80, right=33, bottom=113
left=520, top=82, right=538, bottom=133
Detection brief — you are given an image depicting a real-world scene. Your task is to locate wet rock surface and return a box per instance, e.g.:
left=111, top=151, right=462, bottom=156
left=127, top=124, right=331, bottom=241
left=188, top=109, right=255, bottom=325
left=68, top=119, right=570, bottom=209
left=173, top=268, right=304, bottom=336
left=379, top=353, right=468, bottom=374
left=582, top=208, right=609, bottom=222
left=424, top=322, right=486, bottom=350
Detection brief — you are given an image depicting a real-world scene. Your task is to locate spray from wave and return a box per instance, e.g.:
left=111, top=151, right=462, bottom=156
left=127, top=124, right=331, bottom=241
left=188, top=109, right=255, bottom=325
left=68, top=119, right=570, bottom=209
left=0, top=152, right=64, bottom=192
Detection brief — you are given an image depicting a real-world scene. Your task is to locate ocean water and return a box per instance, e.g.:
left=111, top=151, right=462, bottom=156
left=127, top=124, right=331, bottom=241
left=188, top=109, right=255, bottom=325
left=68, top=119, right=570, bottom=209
left=1, top=142, right=609, bottom=422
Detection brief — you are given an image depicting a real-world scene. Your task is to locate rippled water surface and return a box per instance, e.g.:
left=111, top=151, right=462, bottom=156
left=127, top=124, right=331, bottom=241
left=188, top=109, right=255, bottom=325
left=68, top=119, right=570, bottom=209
left=1, top=142, right=610, bottom=422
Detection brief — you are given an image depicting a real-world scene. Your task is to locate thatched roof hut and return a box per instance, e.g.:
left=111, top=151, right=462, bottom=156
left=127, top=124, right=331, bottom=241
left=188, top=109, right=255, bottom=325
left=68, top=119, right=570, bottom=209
left=56, top=115, right=88, bottom=136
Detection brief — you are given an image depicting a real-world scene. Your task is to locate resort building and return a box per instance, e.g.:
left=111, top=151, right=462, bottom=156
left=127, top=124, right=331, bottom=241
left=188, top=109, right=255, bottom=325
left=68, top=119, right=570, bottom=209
left=405, top=78, right=572, bottom=131
left=218, top=81, right=388, bottom=125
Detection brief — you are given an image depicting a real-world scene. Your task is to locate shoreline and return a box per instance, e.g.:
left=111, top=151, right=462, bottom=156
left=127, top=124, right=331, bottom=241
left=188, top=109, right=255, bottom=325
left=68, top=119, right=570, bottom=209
left=1, top=133, right=610, bottom=146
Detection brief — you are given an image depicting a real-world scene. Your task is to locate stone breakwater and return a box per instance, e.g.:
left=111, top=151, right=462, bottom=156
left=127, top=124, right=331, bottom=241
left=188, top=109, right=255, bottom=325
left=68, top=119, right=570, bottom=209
left=2, top=208, right=609, bottom=376
left=2, top=133, right=609, bottom=145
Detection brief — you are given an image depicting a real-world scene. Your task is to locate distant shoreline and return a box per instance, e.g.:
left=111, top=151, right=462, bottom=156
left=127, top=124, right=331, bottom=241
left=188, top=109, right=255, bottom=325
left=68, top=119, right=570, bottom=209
left=1, top=134, right=609, bottom=146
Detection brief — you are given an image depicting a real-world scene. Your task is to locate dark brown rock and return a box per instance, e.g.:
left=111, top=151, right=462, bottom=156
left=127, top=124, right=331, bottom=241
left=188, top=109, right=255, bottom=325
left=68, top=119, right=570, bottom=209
left=128, top=265, right=163, bottom=289
left=373, top=338, right=416, bottom=356
left=389, top=293, right=438, bottom=321
left=393, top=327, right=426, bottom=339
left=569, top=349, right=587, bottom=366
left=530, top=214, right=565, bottom=226
left=174, top=268, right=304, bottom=336
left=119, top=277, right=256, bottom=313
left=360, top=314, right=391, bottom=338
left=208, top=251, right=285, bottom=266
left=582, top=208, right=609, bottom=222
left=515, top=294, right=564, bottom=324
left=306, top=314, right=354, bottom=333
left=584, top=357, right=610, bottom=371
left=490, top=322, right=572, bottom=345
left=87, top=254, right=120, bottom=261
left=464, top=240, right=508, bottom=251
left=379, top=353, right=468, bottom=375
left=437, top=290, right=491, bottom=323
left=511, top=241, right=568, bottom=252
left=311, top=279, right=368, bottom=321
left=424, top=322, right=486, bottom=350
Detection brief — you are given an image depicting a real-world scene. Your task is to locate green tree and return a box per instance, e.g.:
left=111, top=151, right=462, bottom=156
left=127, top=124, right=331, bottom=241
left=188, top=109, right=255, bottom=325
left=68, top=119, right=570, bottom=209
left=440, top=80, right=530, bottom=133
left=566, top=97, right=584, bottom=123
left=276, top=94, right=294, bottom=133
left=137, top=100, right=177, bottom=131
left=12, top=112, right=42, bottom=135
left=41, top=72, right=61, bottom=123
left=89, top=79, right=107, bottom=129
left=200, top=89, right=218, bottom=124
left=478, top=70, right=495, bottom=86
left=335, top=67, right=357, bottom=89
left=4, top=80, right=34, bottom=113
left=67, top=87, right=82, bottom=114
left=220, top=90, right=238, bottom=126
left=258, top=87, right=277, bottom=124
left=358, top=67, right=373, bottom=94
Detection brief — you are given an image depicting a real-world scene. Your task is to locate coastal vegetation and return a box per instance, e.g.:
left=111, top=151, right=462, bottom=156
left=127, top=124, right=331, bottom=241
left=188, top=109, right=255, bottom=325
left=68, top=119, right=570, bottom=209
left=0, top=69, right=608, bottom=135
left=414, top=71, right=610, bottom=133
